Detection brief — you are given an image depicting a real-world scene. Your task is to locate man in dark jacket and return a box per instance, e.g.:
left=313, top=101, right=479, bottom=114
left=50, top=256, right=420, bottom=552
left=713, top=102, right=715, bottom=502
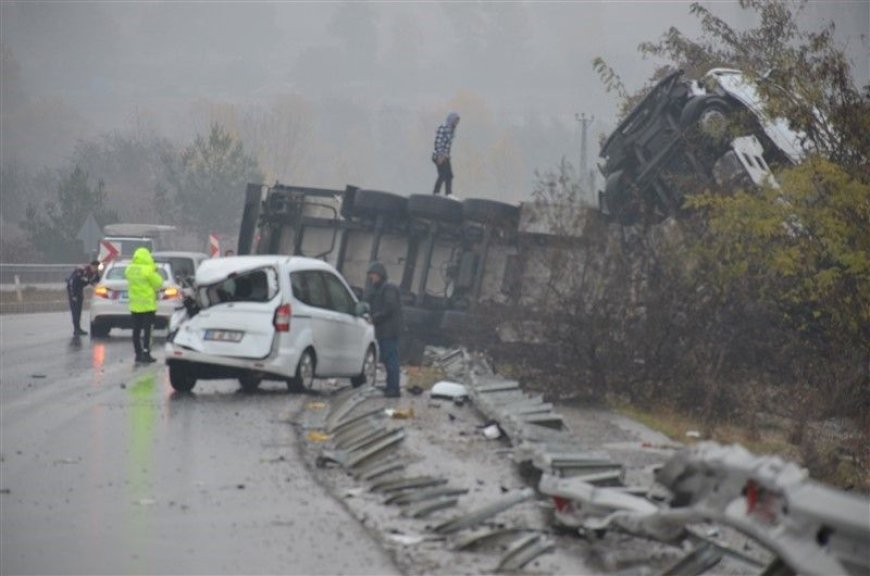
left=364, top=261, right=403, bottom=398
left=66, top=260, right=101, bottom=336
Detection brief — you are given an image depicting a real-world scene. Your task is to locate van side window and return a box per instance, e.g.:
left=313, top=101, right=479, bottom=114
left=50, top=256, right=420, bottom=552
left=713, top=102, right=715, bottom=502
left=292, top=271, right=329, bottom=309
left=322, top=272, right=356, bottom=315
left=290, top=272, right=308, bottom=305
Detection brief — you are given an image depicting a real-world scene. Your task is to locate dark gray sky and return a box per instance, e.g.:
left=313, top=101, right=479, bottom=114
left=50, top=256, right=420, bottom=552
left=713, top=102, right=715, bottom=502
left=1, top=1, right=867, bottom=201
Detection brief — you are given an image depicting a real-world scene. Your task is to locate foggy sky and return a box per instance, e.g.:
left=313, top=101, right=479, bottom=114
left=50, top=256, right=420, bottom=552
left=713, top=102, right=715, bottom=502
left=1, top=1, right=867, bottom=202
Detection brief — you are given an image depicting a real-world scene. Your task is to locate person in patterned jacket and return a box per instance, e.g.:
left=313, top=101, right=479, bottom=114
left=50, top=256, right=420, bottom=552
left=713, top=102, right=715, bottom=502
left=432, top=111, right=460, bottom=196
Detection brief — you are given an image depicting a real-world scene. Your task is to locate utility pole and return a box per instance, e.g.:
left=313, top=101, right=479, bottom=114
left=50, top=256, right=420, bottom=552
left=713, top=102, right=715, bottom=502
left=575, top=112, right=595, bottom=203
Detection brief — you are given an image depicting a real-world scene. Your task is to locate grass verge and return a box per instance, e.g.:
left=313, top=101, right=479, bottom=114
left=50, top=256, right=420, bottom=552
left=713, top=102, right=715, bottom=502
left=614, top=401, right=868, bottom=492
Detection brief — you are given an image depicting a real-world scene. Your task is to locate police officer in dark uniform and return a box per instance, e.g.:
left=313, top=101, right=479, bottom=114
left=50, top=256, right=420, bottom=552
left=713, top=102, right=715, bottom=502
left=66, top=260, right=100, bottom=336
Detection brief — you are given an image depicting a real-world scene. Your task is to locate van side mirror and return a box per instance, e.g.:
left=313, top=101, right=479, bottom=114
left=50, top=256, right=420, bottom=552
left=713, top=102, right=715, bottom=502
left=355, top=302, right=370, bottom=317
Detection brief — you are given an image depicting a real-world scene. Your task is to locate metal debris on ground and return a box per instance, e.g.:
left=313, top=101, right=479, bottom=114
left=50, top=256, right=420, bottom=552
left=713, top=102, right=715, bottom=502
left=539, top=473, right=658, bottom=530
left=344, top=428, right=406, bottom=469
left=311, top=346, right=870, bottom=576
left=329, top=407, right=386, bottom=437
left=370, top=476, right=448, bottom=494
left=655, top=442, right=870, bottom=576
left=402, top=496, right=461, bottom=519
left=495, top=532, right=555, bottom=572
left=332, top=418, right=386, bottom=449
left=432, top=487, right=535, bottom=535
left=660, top=542, right=722, bottom=576
left=325, top=386, right=378, bottom=432
left=336, top=424, right=393, bottom=452
left=385, top=532, right=427, bottom=546
left=384, top=486, right=470, bottom=506
left=426, top=347, right=468, bottom=380
left=354, top=456, right=406, bottom=482
left=452, top=527, right=531, bottom=551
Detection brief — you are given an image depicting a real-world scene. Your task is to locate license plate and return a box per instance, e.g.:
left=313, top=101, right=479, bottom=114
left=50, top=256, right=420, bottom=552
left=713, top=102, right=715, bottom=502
left=203, top=329, right=244, bottom=342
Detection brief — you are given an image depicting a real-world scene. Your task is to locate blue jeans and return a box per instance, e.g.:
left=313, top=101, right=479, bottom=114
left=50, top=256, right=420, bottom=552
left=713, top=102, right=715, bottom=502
left=378, top=338, right=400, bottom=395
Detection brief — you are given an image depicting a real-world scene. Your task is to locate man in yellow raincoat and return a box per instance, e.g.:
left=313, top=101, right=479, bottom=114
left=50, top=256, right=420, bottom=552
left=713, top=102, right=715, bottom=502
left=124, top=247, right=163, bottom=363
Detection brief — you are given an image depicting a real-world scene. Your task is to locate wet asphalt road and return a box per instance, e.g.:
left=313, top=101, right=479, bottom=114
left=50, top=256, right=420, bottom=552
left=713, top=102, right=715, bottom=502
left=0, top=312, right=399, bottom=575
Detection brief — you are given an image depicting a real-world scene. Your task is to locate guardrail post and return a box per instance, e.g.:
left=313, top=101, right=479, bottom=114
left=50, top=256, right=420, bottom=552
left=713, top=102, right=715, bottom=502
left=14, top=274, right=22, bottom=302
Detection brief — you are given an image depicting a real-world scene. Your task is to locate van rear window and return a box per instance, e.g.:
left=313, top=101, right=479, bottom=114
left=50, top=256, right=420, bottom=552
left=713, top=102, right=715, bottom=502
left=198, top=267, right=278, bottom=308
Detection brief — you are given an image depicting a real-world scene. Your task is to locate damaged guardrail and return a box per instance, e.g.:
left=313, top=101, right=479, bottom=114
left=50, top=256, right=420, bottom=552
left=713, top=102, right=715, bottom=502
left=427, top=346, right=870, bottom=576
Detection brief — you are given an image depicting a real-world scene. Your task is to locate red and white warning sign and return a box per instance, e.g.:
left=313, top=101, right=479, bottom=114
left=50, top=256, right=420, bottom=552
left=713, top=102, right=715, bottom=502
left=209, top=234, right=221, bottom=258
left=97, top=240, right=121, bottom=264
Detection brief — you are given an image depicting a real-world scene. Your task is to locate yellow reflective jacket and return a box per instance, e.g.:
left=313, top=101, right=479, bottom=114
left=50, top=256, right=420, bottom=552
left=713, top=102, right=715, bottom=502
left=124, top=248, right=163, bottom=313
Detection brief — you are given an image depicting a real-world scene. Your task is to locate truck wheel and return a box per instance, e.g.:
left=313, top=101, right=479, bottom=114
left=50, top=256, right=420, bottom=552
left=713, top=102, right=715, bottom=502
left=350, top=189, right=408, bottom=219
left=169, top=365, right=196, bottom=392
left=462, top=198, right=520, bottom=227
left=408, top=194, right=463, bottom=224
left=679, top=95, right=733, bottom=131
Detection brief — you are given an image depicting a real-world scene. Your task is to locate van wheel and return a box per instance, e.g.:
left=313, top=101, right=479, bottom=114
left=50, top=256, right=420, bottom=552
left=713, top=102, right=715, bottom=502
left=238, top=373, right=262, bottom=392
left=288, top=350, right=315, bottom=391
left=351, top=346, right=377, bottom=388
left=169, top=365, right=196, bottom=392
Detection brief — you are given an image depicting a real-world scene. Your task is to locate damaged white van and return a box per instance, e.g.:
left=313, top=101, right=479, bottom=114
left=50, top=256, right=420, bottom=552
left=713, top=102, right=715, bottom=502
left=165, top=255, right=377, bottom=393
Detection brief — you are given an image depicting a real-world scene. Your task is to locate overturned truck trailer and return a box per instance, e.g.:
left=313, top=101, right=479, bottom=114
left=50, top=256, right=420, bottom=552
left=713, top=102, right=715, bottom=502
left=236, top=183, right=585, bottom=360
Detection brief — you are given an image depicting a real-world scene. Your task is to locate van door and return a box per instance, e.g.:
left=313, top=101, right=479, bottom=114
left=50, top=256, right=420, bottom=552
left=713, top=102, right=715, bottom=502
left=173, top=267, right=279, bottom=359
left=320, top=271, right=369, bottom=375
left=289, top=270, right=339, bottom=374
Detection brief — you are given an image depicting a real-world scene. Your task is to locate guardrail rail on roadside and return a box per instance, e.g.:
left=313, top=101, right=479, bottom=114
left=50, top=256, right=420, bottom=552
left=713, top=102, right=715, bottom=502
left=0, top=263, right=77, bottom=286
left=0, top=263, right=81, bottom=314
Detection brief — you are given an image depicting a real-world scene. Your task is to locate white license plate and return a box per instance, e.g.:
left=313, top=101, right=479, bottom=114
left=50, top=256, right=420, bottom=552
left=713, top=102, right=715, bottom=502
left=203, top=329, right=244, bottom=342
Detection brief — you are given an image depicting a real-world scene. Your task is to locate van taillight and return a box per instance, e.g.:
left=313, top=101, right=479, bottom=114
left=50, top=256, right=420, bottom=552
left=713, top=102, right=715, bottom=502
left=273, top=303, right=291, bottom=332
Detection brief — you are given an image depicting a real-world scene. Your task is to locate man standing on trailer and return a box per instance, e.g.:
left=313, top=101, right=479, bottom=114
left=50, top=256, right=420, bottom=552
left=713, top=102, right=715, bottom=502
left=432, top=112, right=460, bottom=197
